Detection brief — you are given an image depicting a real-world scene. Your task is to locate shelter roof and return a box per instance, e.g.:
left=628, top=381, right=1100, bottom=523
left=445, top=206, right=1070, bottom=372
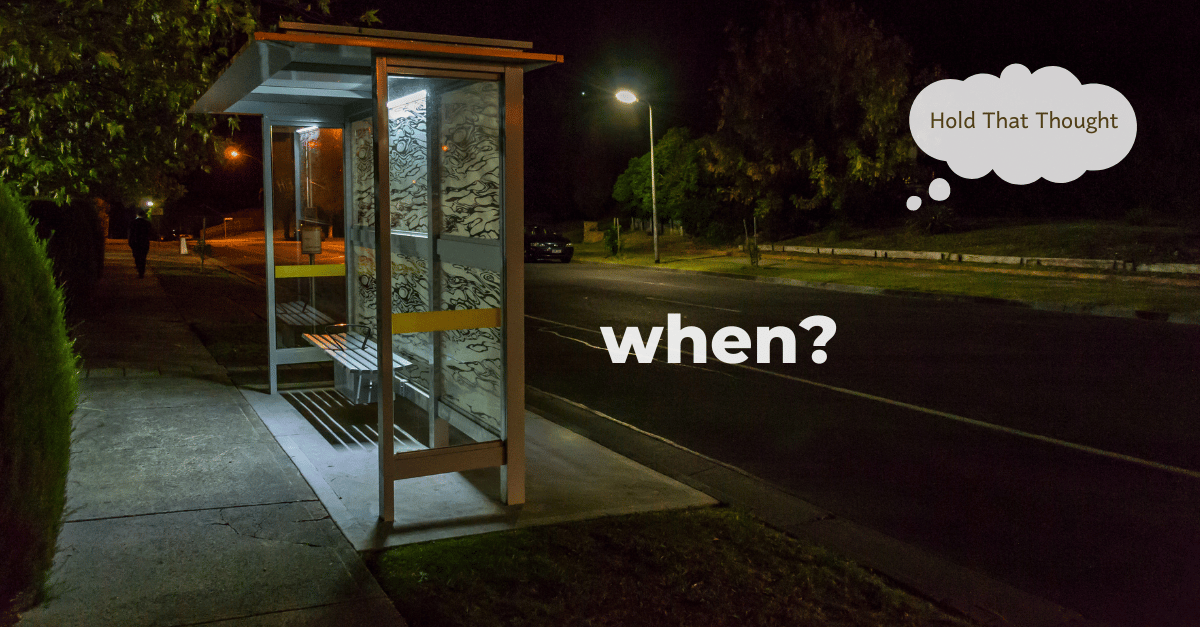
left=191, top=22, right=562, bottom=119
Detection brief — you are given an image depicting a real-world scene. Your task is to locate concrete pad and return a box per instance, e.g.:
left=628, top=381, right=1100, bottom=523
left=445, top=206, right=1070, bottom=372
left=18, top=502, right=402, bottom=627
left=240, top=388, right=717, bottom=551
left=74, top=318, right=220, bottom=371
left=78, top=375, right=241, bottom=411
left=67, top=388, right=316, bottom=520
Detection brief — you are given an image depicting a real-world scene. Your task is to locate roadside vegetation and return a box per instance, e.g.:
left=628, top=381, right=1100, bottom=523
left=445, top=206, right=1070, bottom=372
left=781, top=219, right=1200, bottom=264
left=367, top=507, right=974, bottom=627
left=560, top=224, right=1200, bottom=315
left=0, top=182, right=78, bottom=623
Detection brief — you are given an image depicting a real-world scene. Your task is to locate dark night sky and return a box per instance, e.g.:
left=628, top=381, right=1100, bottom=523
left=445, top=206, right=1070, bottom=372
left=197, top=0, right=1199, bottom=221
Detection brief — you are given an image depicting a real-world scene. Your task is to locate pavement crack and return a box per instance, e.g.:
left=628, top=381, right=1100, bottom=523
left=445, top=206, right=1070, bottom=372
left=212, top=508, right=328, bottom=548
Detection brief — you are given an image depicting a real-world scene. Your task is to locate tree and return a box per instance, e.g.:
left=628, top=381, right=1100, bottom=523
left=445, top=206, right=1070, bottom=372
left=0, top=0, right=376, bottom=207
left=612, top=127, right=708, bottom=224
left=711, top=0, right=920, bottom=231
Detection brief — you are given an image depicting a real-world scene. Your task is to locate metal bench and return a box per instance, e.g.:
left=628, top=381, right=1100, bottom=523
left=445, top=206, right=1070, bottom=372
left=303, top=324, right=413, bottom=405
left=276, top=300, right=335, bottom=327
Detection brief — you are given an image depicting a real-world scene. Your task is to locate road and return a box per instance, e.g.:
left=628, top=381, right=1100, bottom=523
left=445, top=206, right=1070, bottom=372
left=202, top=237, right=1200, bottom=625
left=524, top=262, right=1200, bottom=627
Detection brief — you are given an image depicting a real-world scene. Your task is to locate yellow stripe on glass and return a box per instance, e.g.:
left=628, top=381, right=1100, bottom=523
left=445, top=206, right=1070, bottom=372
left=274, top=264, right=346, bottom=279
left=392, top=308, right=501, bottom=334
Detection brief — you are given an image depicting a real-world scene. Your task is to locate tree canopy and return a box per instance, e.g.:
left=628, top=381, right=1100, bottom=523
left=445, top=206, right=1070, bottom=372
left=612, top=127, right=706, bottom=223
left=710, top=0, right=921, bottom=230
left=0, top=0, right=374, bottom=206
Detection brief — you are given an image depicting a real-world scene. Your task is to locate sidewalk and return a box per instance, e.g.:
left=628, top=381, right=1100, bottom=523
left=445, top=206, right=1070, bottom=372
left=18, top=245, right=406, bottom=627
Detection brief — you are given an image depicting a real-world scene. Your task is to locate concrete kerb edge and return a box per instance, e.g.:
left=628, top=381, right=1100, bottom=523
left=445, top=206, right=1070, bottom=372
left=524, top=386, right=1098, bottom=627
left=575, top=259, right=1200, bottom=325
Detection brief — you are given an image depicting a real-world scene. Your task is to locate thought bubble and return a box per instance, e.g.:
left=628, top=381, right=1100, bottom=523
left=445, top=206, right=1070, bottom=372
left=928, top=178, right=950, bottom=201
left=909, top=64, right=1137, bottom=185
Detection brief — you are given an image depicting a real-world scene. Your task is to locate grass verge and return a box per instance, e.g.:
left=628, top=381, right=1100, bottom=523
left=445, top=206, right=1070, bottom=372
left=779, top=220, right=1200, bottom=263
left=570, top=230, right=1200, bottom=315
left=367, top=507, right=974, bottom=627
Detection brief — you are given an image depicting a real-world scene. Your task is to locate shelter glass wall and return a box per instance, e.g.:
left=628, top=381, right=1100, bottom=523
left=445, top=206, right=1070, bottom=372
left=270, top=125, right=347, bottom=350
left=350, top=70, right=507, bottom=452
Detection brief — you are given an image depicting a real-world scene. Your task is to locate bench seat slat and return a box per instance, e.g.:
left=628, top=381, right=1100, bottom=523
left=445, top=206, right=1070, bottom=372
left=301, top=333, right=413, bottom=371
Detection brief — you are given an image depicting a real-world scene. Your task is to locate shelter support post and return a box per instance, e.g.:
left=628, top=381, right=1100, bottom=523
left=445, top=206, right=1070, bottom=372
left=372, top=55, right=397, bottom=522
left=502, top=66, right=525, bottom=505
left=263, top=115, right=279, bottom=395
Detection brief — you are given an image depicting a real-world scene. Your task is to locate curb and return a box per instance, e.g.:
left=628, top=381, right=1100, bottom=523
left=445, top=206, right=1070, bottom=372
left=576, top=259, right=1200, bottom=325
left=525, top=385, right=1109, bottom=627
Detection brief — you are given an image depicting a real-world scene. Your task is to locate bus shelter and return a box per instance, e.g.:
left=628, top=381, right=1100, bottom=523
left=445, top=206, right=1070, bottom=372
left=191, top=23, right=561, bottom=520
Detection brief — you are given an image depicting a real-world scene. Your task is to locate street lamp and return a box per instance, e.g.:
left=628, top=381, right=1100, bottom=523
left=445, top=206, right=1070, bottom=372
left=226, top=147, right=261, bottom=163
left=615, top=89, right=659, bottom=263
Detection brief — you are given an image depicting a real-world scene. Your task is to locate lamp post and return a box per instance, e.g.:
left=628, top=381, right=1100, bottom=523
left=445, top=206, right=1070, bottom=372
left=615, top=89, right=659, bottom=263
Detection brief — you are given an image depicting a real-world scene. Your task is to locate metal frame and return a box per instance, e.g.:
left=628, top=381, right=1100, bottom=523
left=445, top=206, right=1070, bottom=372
left=192, top=23, right=559, bottom=522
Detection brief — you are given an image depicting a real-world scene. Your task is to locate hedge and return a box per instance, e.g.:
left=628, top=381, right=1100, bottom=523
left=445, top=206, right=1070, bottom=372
left=0, top=181, right=78, bottom=618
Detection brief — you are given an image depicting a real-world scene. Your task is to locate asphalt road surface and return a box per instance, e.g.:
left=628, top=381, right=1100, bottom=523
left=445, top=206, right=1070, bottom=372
left=525, top=262, right=1200, bottom=627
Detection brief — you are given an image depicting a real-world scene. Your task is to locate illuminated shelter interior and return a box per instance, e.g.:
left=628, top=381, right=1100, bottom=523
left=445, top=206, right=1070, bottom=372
left=191, top=23, right=562, bottom=520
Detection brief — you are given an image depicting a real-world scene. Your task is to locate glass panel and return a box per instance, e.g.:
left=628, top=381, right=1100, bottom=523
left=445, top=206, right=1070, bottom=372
left=270, top=126, right=347, bottom=349
left=383, top=71, right=505, bottom=449
left=350, top=118, right=375, bottom=230
left=387, top=89, right=430, bottom=233
left=439, top=82, right=501, bottom=239
left=298, top=127, right=345, bottom=236
left=438, top=261, right=503, bottom=437
left=271, top=126, right=297, bottom=239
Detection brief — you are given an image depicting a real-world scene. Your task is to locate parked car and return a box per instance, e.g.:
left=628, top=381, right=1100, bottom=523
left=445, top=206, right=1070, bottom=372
left=524, top=225, right=574, bottom=262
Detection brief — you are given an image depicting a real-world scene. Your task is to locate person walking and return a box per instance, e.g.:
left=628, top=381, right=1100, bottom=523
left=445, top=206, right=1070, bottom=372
left=128, top=212, right=152, bottom=278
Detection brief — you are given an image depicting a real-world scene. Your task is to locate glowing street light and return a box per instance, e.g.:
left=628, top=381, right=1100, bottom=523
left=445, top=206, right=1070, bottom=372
left=225, top=146, right=261, bottom=164
left=615, top=89, right=658, bottom=263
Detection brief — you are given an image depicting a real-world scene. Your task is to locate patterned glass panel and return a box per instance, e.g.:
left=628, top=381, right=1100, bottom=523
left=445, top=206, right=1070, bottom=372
left=387, top=90, right=429, bottom=233
left=440, top=83, right=501, bottom=239
left=350, top=119, right=374, bottom=229
left=380, top=72, right=505, bottom=445
left=438, top=261, right=502, bottom=435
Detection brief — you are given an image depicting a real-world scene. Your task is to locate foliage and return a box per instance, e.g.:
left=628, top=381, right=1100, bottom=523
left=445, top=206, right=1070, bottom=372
left=0, top=0, right=378, bottom=207
left=602, top=221, right=621, bottom=256
left=0, top=180, right=78, bottom=618
left=612, top=128, right=750, bottom=242
left=27, top=199, right=105, bottom=314
left=612, top=127, right=706, bottom=223
left=710, top=0, right=922, bottom=229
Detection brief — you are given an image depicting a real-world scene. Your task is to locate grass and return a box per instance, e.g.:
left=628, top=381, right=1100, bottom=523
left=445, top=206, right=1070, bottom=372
left=566, top=228, right=1200, bottom=314
left=779, top=219, right=1200, bottom=263
left=367, top=507, right=973, bottom=627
